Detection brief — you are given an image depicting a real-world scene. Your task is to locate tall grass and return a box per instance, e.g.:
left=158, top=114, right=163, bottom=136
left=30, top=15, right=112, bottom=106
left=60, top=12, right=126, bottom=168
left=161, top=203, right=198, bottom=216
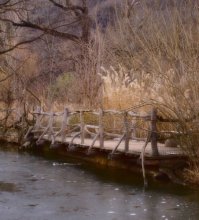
left=97, top=0, right=199, bottom=173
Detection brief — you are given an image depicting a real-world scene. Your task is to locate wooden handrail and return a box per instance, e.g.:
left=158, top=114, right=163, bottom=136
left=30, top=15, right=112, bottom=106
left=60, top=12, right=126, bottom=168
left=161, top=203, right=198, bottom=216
left=27, top=106, right=193, bottom=157
left=150, top=108, right=159, bottom=156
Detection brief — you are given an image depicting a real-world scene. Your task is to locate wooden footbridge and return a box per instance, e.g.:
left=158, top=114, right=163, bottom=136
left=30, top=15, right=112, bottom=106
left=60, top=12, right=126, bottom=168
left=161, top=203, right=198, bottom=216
left=25, top=106, right=184, bottom=159
left=1, top=105, right=188, bottom=184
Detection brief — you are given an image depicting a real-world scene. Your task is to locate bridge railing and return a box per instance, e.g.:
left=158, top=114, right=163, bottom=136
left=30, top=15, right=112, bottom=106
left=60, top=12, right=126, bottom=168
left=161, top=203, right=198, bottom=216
left=26, top=104, right=197, bottom=159
left=29, top=106, right=170, bottom=156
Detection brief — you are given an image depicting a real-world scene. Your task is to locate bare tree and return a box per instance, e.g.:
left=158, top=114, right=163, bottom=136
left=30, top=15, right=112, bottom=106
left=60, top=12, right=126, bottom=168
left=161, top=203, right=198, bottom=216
left=0, top=0, right=111, bottom=111
left=0, top=0, right=91, bottom=43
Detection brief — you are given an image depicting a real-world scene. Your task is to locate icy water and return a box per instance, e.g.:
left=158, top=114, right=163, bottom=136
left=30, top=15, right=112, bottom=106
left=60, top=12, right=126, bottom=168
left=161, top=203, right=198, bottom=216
left=0, top=150, right=199, bottom=220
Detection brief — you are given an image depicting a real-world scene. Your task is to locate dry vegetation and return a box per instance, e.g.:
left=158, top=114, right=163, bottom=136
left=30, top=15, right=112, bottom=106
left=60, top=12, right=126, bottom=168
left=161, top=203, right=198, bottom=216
left=1, top=0, right=199, bottom=183
left=97, top=0, right=199, bottom=183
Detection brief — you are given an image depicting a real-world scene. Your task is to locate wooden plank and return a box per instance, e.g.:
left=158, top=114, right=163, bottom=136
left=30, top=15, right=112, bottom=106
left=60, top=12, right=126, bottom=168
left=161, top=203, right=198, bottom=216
left=99, top=109, right=104, bottom=148
left=41, top=135, right=183, bottom=156
left=48, top=112, right=55, bottom=144
left=34, top=106, right=43, bottom=130
left=124, top=112, right=130, bottom=152
left=61, top=108, right=69, bottom=142
left=80, top=111, right=85, bottom=144
left=151, top=108, right=159, bottom=156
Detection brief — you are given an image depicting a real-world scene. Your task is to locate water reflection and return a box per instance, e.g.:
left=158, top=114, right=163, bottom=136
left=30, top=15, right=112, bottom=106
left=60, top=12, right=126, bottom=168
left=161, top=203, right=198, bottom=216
left=0, top=150, right=199, bottom=220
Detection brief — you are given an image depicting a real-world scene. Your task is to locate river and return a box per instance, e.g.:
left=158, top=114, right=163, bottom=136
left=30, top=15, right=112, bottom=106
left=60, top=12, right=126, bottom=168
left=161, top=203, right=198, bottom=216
left=0, top=148, right=199, bottom=220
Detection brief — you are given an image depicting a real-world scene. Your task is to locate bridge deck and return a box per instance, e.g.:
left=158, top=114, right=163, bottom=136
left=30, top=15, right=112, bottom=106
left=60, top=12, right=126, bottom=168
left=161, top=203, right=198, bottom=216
left=42, top=135, right=183, bottom=157
left=30, top=107, right=186, bottom=158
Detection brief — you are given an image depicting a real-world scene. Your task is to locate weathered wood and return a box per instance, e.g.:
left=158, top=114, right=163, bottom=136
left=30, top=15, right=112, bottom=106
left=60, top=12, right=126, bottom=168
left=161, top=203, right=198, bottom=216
left=131, top=120, right=136, bottom=139
left=124, top=112, right=130, bottom=152
left=110, top=134, right=126, bottom=156
left=37, top=124, right=50, bottom=143
left=140, top=131, right=151, bottom=187
left=87, top=133, right=99, bottom=154
left=104, top=110, right=123, bottom=115
left=104, top=132, right=122, bottom=138
left=61, top=108, right=69, bottom=142
left=68, top=111, right=79, bottom=116
left=34, top=106, right=43, bottom=130
left=36, top=110, right=55, bottom=144
left=132, top=137, right=147, bottom=141
left=128, top=111, right=150, bottom=119
left=32, top=111, right=64, bottom=116
left=85, top=125, right=99, bottom=129
left=84, top=125, right=98, bottom=136
left=151, top=108, right=159, bottom=156
left=48, top=112, right=55, bottom=144
left=80, top=111, right=85, bottom=144
left=99, top=109, right=104, bottom=149
left=28, top=106, right=186, bottom=160
left=68, top=132, right=81, bottom=150
left=24, top=126, right=33, bottom=140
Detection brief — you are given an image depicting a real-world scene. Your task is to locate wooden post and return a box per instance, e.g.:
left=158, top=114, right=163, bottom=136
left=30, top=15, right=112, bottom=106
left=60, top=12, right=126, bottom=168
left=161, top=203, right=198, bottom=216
left=99, top=109, right=104, bottom=148
left=80, top=111, right=85, bottom=144
left=124, top=112, right=130, bottom=152
left=34, top=106, right=42, bottom=130
left=61, top=108, right=69, bottom=142
left=151, top=108, right=159, bottom=156
left=49, top=112, right=55, bottom=144
left=131, top=121, right=136, bottom=140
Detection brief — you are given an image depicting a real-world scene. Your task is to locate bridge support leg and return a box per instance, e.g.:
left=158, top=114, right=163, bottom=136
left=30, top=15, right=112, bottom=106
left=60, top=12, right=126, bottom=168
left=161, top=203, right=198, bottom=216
left=61, top=108, right=69, bottom=142
left=80, top=111, right=85, bottom=145
left=124, top=112, right=130, bottom=153
left=99, top=109, right=104, bottom=149
left=151, top=108, right=159, bottom=156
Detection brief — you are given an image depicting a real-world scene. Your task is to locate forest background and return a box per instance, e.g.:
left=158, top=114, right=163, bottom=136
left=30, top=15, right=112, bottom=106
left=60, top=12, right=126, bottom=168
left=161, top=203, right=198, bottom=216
left=1, top=0, right=199, bottom=183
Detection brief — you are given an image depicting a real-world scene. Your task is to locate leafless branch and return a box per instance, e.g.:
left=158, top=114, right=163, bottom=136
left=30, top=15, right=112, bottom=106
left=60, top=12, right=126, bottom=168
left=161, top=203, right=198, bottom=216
left=48, top=0, right=86, bottom=14
left=0, top=34, right=43, bottom=55
left=12, top=20, right=80, bottom=41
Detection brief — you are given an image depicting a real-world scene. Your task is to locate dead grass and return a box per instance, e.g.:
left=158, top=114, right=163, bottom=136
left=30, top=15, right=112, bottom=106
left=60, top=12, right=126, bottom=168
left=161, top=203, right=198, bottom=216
left=101, top=0, right=199, bottom=108
left=184, top=165, right=199, bottom=185
left=96, top=0, right=199, bottom=156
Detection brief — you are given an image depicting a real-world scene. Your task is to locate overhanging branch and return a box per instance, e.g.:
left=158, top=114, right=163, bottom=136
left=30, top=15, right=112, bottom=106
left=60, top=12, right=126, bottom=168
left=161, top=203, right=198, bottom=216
left=48, top=0, right=85, bottom=13
left=0, top=34, right=43, bottom=55
left=12, top=20, right=80, bottom=42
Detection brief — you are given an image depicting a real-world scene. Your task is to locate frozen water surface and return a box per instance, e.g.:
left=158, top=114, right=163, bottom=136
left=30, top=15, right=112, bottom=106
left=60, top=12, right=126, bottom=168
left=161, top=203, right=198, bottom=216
left=0, top=149, right=199, bottom=220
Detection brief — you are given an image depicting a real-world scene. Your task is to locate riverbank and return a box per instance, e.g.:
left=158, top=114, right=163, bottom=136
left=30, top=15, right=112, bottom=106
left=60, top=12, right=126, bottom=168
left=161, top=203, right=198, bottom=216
left=0, top=137, right=189, bottom=187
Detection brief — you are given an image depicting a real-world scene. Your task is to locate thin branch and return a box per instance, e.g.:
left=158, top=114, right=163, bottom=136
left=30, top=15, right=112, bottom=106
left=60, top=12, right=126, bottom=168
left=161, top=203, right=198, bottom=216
left=0, top=34, right=43, bottom=55
left=0, top=0, right=11, bottom=6
left=25, top=87, right=41, bottom=105
left=12, top=20, right=80, bottom=41
left=48, top=0, right=85, bottom=14
left=0, top=72, right=14, bottom=83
